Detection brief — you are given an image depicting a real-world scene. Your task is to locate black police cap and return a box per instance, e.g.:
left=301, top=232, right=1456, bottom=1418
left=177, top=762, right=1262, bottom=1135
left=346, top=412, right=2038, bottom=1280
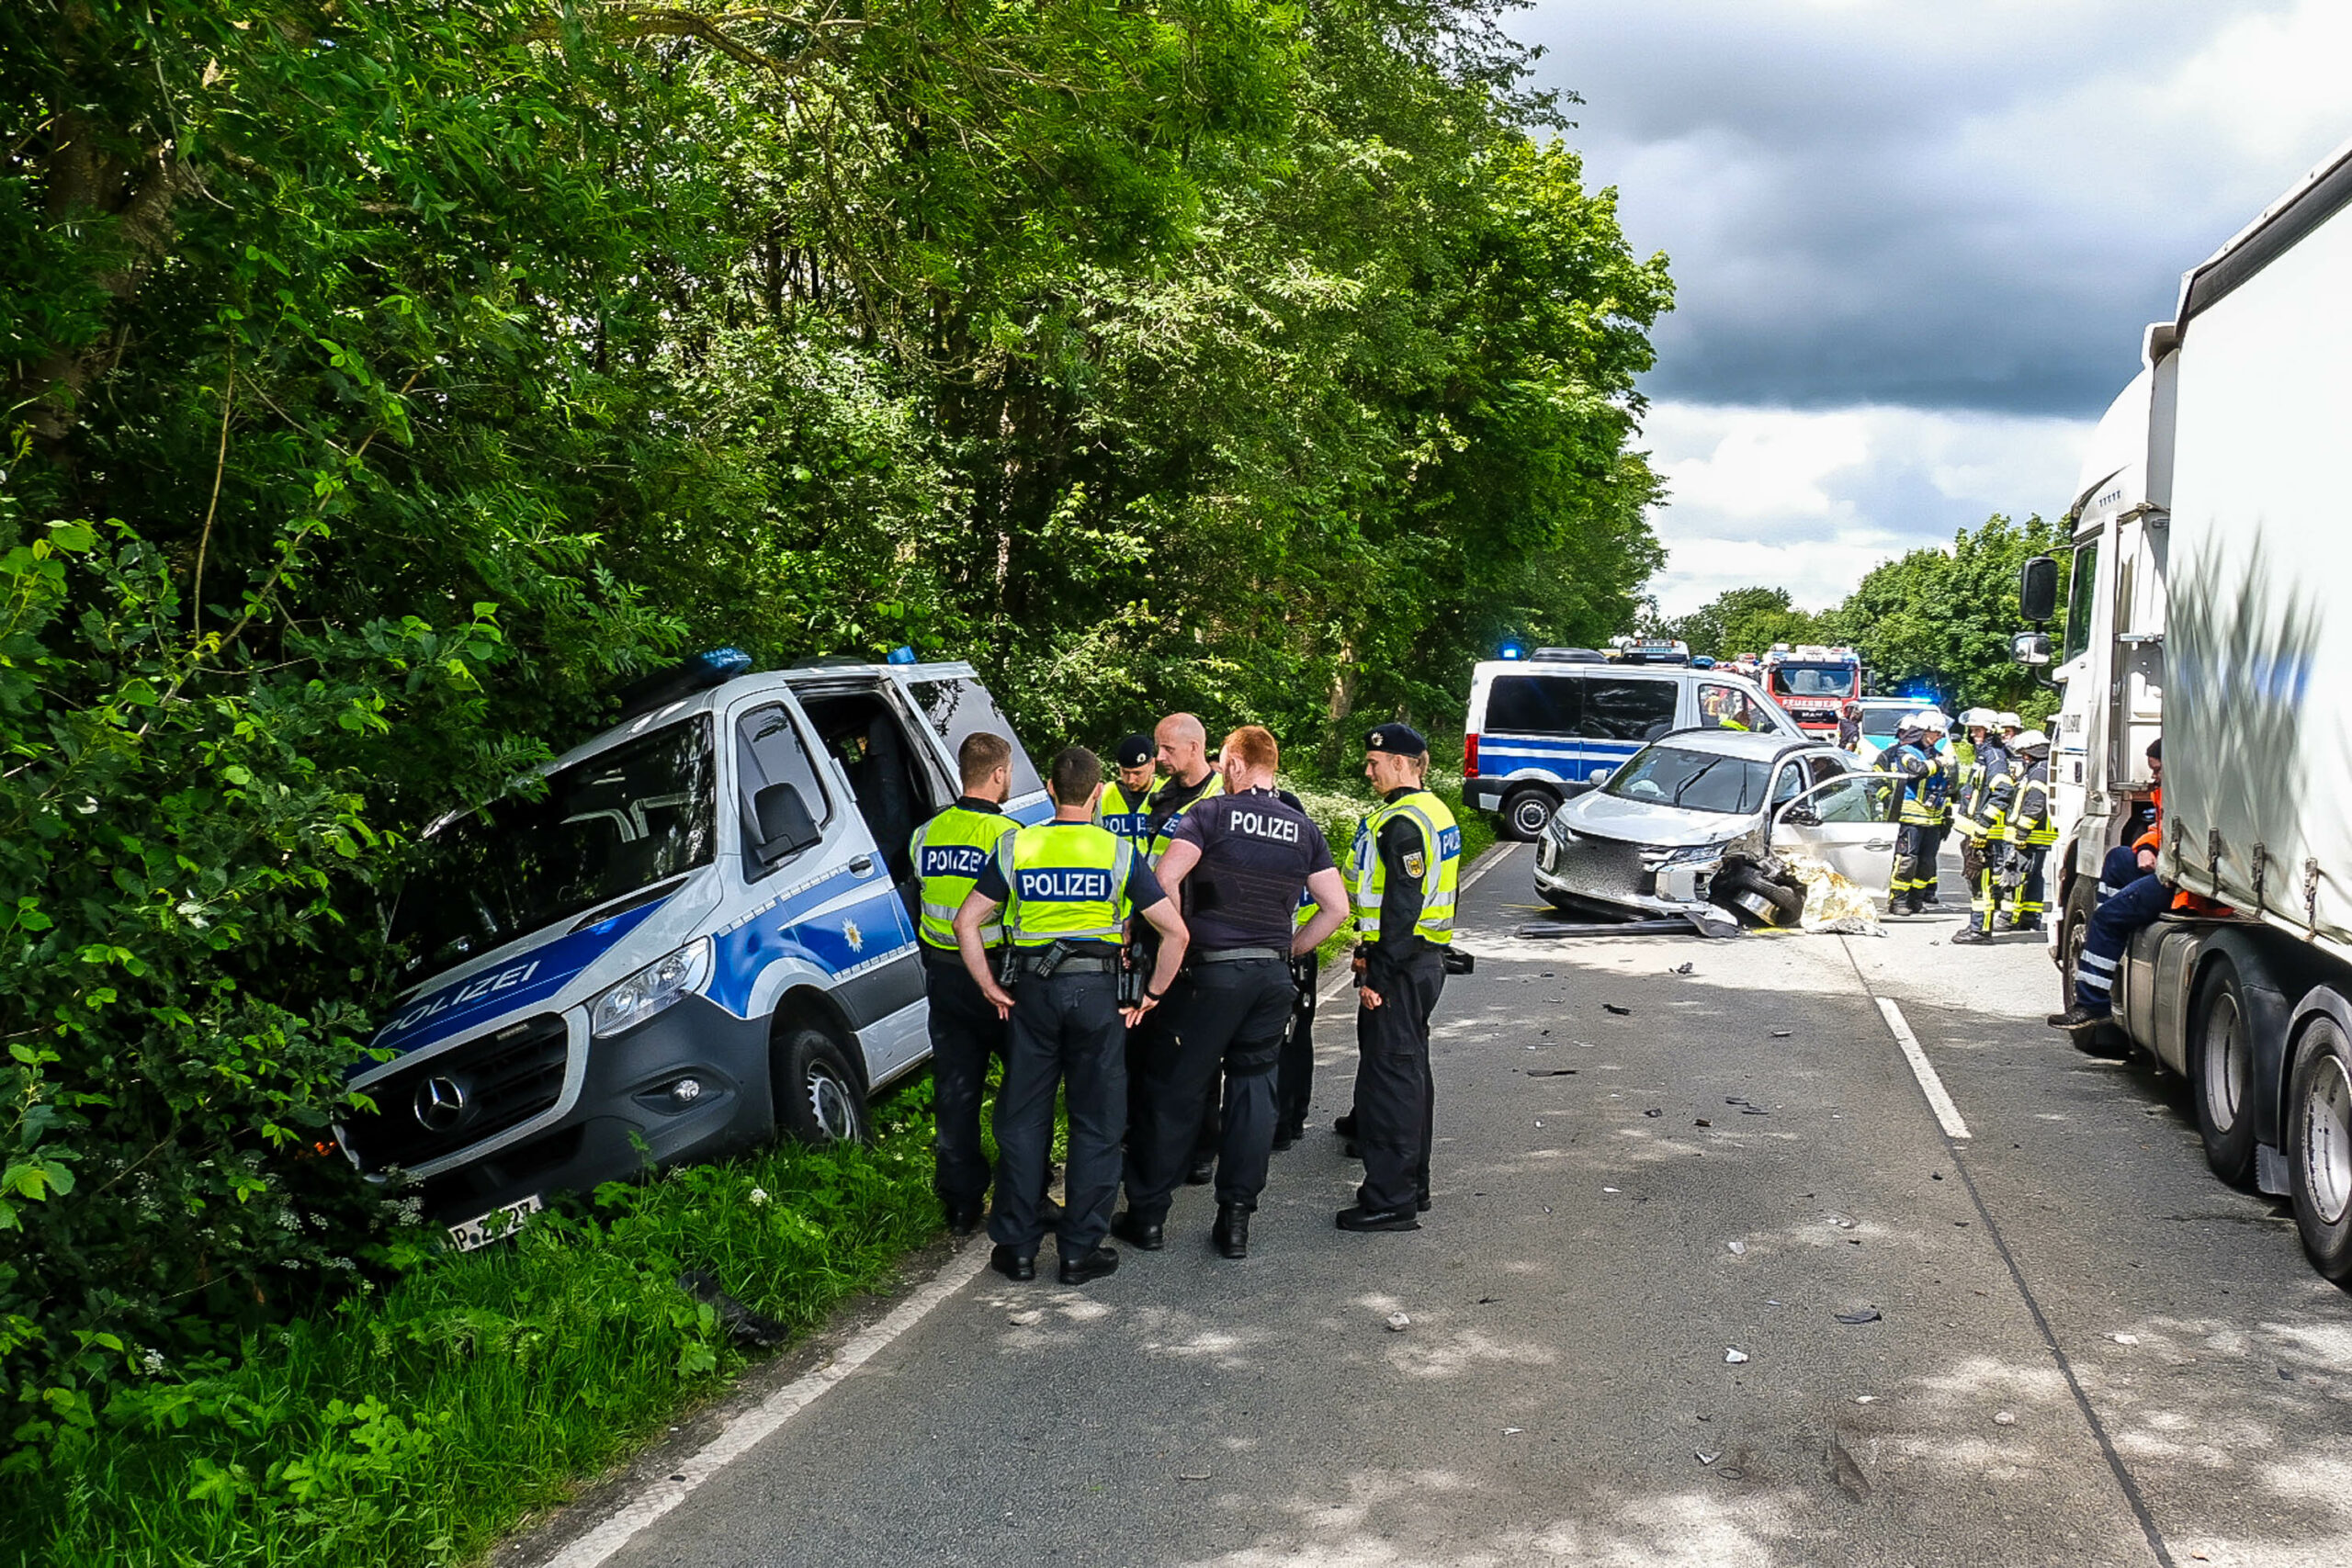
left=1365, top=723, right=1429, bottom=758
left=1114, top=733, right=1156, bottom=769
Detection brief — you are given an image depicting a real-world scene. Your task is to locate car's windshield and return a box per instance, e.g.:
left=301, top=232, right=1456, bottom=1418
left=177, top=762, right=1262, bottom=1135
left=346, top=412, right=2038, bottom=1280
left=1605, top=745, right=1772, bottom=815
left=1857, top=702, right=1914, bottom=732
left=392, top=718, right=718, bottom=974
left=1770, top=662, right=1855, bottom=697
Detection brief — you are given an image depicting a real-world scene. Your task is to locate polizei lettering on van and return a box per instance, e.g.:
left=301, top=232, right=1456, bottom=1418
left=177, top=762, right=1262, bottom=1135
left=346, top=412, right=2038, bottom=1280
left=390, top=959, right=541, bottom=1035
left=1016, top=868, right=1114, bottom=901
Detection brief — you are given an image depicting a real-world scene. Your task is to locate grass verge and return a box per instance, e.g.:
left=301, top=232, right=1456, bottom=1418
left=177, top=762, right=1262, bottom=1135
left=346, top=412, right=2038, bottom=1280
left=1, top=1082, right=946, bottom=1568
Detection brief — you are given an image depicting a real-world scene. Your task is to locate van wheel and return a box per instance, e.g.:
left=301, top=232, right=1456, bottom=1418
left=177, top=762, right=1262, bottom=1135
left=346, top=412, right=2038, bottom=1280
left=2287, top=1014, right=2352, bottom=1283
left=775, top=1026, right=871, bottom=1145
left=2189, top=962, right=2256, bottom=1187
left=2058, top=878, right=2097, bottom=1008
left=1501, top=787, right=1557, bottom=841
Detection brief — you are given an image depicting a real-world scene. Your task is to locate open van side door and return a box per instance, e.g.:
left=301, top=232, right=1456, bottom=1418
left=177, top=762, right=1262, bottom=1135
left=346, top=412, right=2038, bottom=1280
left=884, top=662, right=1053, bottom=824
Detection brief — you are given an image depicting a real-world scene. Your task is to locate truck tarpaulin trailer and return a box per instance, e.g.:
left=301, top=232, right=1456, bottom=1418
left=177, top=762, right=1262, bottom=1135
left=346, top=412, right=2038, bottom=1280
left=2024, top=133, right=2352, bottom=1282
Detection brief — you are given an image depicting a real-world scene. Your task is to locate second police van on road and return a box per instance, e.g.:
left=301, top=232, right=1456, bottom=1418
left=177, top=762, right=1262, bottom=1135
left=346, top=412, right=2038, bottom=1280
left=1463, top=645, right=1804, bottom=840
left=337, top=650, right=1050, bottom=1248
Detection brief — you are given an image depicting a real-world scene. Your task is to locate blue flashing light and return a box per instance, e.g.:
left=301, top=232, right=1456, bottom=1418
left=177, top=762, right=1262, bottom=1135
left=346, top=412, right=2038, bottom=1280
left=1498, top=639, right=1526, bottom=660
left=886, top=644, right=918, bottom=666
left=1691, top=655, right=1715, bottom=669
left=698, top=647, right=753, bottom=680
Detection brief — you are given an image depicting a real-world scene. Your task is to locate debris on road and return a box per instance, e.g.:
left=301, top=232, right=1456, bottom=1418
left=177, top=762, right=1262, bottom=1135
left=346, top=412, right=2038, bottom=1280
left=1179, top=1472, right=1213, bottom=1481
left=1770, top=1030, right=1793, bottom=1039
left=1994, top=1411, right=2018, bottom=1427
left=1724, top=1348, right=1749, bottom=1364
left=2109, top=1333, right=2141, bottom=1346
left=1644, top=1107, right=1663, bottom=1117
left=1385, top=1312, right=1412, bottom=1332
left=1726, top=1240, right=1747, bottom=1255
left=1834, top=1309, right=1883, bottom=1325
left=1526, top=1067, right=1577, bottom=1077
left=1825, top=1211, right=1859, bottom=1230
left=1673, top=962, right=1695, bottom=975
left=1695, top=1117, right=1713, bottom=1127
left=1603, top=1002, right=1633, bottom=1015
left=1603, top=1186, right=1621, bottom=1193
left=1008, top=1309, right=1044, bottom=1325
left=1854, top=1395, right=1876, bottom=1404
left=1503, top=1427, right=1523, bottom=1436
left=1696, top=1450, right=1722, bottom=1465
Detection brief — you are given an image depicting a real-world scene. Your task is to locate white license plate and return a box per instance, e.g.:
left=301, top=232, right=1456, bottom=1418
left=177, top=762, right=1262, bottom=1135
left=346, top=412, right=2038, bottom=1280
left=446, top=1194, right=542, bottom=1253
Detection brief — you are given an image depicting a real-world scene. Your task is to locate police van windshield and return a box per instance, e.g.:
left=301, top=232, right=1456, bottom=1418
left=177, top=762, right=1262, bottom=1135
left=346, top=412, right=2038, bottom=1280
left=1604, top=744, right=1771, bottom=815
left=1770, top=663, right=1854, bottom=697
left=392, top=718, right=718, bottom=973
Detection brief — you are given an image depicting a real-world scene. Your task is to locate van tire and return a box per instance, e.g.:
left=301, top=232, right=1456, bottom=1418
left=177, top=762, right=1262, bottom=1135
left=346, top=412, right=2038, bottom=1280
left=775, top=1025, right=871, bottom=1146
left=1501, top=787, right=1557, bottom=841
left=2287, top=1012, right=2352, bottom=1283
left=2189, top=961, right=2256, bottom=1188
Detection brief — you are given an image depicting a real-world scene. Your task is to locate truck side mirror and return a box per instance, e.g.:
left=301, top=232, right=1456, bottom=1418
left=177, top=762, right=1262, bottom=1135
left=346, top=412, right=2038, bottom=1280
left=2019, top=555, right=2059, bottom=624
left=752, top=782, right=822, bottom=864
left=2012, top=630, right=2052, bottom=666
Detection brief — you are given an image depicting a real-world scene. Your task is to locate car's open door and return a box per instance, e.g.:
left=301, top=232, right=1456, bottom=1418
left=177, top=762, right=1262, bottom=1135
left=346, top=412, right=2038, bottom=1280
left=1770, top=772, right=1901, bottom=904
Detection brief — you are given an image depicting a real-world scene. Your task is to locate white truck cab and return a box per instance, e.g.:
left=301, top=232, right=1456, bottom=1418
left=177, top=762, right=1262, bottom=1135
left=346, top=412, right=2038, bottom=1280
left=338, top=653, right=1047, bottom=1237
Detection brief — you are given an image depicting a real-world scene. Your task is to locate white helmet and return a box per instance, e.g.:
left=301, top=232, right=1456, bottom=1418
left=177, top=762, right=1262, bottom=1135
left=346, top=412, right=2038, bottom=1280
left=1960, top=706, right=1996, bottom=729
left=1995, top=711, right=2022, bottom=730
left=2011, top=728, right=2050, bottom=755
left=1916, top=707, right=1951, bottom=733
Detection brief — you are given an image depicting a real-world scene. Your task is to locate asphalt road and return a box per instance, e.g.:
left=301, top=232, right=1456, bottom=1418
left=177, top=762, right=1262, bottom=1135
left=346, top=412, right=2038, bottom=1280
left=520, top=844, right=2352, bottom=1568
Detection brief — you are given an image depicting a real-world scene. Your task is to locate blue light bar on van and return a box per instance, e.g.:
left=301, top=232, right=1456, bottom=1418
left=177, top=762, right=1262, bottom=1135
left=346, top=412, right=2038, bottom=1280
left=887, top=645, right=917, bottom=666
left=613, top=647, right=753, bottom=721
left=1498, top=639, right=1525, bottom=660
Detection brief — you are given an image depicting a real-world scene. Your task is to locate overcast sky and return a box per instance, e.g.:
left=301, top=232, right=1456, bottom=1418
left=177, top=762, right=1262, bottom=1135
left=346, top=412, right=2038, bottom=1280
left=1516, top=0, right=2352, bottom=615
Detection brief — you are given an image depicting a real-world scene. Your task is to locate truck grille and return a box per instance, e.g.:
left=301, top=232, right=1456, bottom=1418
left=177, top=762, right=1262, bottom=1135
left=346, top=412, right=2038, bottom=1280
left=343, top=1013, right=571, bottom=1173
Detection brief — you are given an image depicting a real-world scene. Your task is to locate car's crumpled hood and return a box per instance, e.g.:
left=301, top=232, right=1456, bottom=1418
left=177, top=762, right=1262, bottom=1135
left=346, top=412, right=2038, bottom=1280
left=1556, top=789, right=1756, bottom=851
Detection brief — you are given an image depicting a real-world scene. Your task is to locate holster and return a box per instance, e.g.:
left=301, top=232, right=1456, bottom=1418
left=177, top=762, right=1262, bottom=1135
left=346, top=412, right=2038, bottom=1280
left=1117, top=940, right=1147, bottom=1007
left=1442, top=948, right=1476, bottom=976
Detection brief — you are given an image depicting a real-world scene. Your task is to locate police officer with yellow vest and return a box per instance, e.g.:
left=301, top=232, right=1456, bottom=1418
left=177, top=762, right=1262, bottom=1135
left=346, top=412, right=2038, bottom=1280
left=908, top=733, right=1022, bottom=1234
left=1338, top=724, right=1461, bottom=1233
left=955, top=747, right=1187, bottom=1286
left=1094, top=733, right=1159, bottom=852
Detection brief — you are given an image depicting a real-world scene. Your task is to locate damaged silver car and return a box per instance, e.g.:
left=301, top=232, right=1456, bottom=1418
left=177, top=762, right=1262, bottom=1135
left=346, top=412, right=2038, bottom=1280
left=1531, top=729, right=1899, bottom=926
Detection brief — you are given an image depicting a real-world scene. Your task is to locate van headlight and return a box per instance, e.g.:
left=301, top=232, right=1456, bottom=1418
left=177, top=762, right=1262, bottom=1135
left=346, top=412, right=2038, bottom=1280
left=592, top=938, right=712, bottom=1038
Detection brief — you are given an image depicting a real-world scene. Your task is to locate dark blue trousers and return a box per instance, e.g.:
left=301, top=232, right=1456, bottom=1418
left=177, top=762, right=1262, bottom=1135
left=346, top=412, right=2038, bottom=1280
left=2076, top=871, right=2170, bottom=1016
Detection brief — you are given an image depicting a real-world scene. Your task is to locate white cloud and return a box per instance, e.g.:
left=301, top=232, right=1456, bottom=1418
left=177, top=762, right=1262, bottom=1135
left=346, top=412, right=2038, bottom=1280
left=1639, top=401, right=2092, bottom=615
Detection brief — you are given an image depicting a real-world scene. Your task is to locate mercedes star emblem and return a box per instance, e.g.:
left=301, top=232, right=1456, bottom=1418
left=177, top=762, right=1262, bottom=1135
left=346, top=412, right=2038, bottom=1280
left=413, top=1075, right=468, bottom=1133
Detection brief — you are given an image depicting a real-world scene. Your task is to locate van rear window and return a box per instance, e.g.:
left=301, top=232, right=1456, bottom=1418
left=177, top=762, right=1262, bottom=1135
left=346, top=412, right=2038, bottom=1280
left=1487, top=675, right=1582, bottom=734
left=903, top=677, right=1045, bottom=797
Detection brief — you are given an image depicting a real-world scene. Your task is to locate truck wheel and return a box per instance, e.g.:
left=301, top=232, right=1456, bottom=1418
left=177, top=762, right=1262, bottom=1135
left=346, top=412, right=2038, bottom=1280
left=2189, top=963, right=2257, bottom=1188
left=1501, top=787, right=1557, bottom=842
left=774, top=1025, right=871, bottom=1145
left=2058, top=878, right=2097, bottom=1008
left=2287, top=1015, right=2352, bottom=1283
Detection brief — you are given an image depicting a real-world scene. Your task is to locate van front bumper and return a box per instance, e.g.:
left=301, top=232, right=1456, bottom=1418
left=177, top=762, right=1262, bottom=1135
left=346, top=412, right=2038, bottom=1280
left=395, top=994, right=776, bottom=1222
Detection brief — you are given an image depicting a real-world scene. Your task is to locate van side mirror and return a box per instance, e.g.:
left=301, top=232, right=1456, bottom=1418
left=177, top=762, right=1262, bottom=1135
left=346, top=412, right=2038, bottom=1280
left=2019, top=555, right=2059, bottom=624
left=752, top=782, right=822, bottom=864
left=2012, top=630, right=2052, bottom=666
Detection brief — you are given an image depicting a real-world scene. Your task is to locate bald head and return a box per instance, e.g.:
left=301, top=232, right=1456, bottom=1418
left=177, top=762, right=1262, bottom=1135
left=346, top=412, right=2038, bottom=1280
left=1156, top=713, right=1210, bottom=786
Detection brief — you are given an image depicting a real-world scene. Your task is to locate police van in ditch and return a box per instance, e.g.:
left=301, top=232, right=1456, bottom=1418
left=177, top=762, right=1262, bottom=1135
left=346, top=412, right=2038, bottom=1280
left=1463, top=644, right=1804, bottom=840
left=337, top=650, right=1048, bottom=1247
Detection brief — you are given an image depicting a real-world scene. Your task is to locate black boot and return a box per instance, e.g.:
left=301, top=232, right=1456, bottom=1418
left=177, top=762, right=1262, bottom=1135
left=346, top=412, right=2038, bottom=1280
left=1110, top=1210, right=1164, bottom=1251
left=1057, top=1246, right=1120, bottom=1286
left=1213, top=1205, right=1250, bottom=1259
left=1950, top=922, right=1989, bottom=945
left=989, top=1245, right=1035, bottom=1282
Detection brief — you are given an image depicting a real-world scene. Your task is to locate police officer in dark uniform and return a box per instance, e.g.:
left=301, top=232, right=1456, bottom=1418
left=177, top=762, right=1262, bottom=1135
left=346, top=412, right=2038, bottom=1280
left=908, top=732, right=1020, bottom=1233
left=1113, top=726, right=1349, bottom=1258
left=956, top=747, right=1187, bottom=1286
left=1140, top=713, right=1226, bottom=1183
left=1337, top=725, right=1461, bottom=1233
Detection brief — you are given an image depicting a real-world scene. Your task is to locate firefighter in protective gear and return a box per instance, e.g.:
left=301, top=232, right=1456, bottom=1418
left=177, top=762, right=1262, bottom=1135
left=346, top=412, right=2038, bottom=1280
left=1999, top=730, right=2056, bottom=933
left=1952, top=728, right=2022, bottom=944
left=1886, top=718, right=1948, bottom=915
left=1951, top=708, right=2008, bottom=899
left=1917, top=709, right=1956, bottom=908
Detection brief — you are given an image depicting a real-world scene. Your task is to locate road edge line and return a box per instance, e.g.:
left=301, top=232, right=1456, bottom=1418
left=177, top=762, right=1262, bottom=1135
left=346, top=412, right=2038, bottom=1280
left=1874, top=995, right=1972, bottom=1140
left=538, top=1240, right=991, bottom=1568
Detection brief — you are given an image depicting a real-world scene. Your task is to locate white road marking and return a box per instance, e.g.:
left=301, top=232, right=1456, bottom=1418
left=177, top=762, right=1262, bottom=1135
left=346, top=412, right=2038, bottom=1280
left=1875, top=996, right=1972, bottom=1140
left=538, top=1241, right=990, bottom=1568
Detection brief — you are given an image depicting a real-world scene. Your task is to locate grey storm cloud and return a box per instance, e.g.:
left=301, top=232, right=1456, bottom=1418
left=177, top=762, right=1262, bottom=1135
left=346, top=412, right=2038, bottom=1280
left=1518, top=0, right=2341, bottom=417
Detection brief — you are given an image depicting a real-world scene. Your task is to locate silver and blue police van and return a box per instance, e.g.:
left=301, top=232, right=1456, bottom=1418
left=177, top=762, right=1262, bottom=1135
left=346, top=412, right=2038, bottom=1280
left=1463, top=644, right=1804, bottom=840
left=336, top=650, right=1048, bottom=1246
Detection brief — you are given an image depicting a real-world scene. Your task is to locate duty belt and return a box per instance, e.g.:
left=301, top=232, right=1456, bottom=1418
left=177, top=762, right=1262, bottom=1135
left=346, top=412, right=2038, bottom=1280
left=1012, top=953, right=1116, bottom=976
left=1193, top=946, right=1288, bottom=964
